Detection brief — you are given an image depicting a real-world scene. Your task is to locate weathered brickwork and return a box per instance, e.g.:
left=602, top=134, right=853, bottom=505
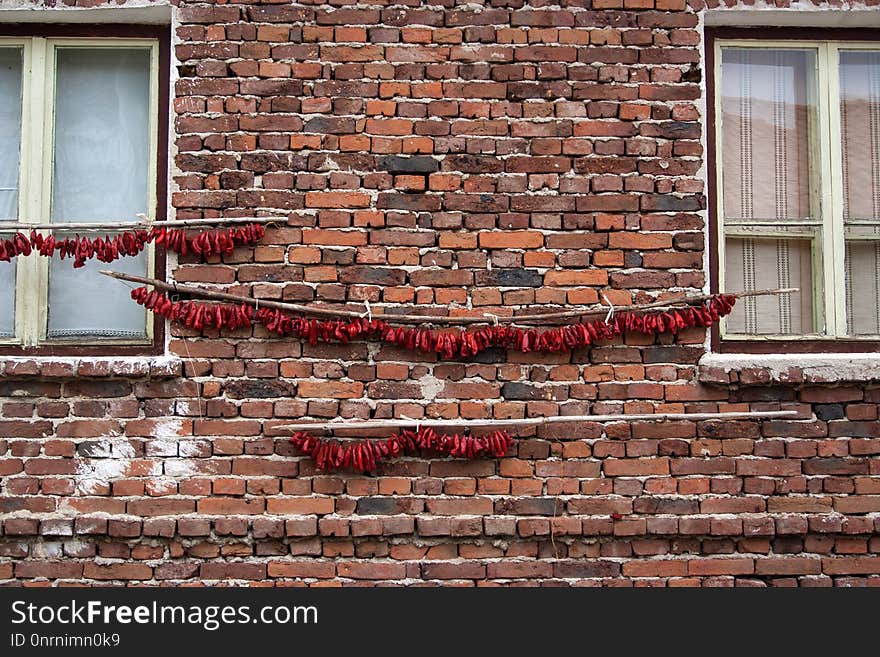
left=1, top=0, right=879, bottom=587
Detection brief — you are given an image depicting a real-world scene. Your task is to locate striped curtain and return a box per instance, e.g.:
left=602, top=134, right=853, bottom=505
left=841, top=50, right=880, bottom=336
left=721, top=48, right=816, bottom=335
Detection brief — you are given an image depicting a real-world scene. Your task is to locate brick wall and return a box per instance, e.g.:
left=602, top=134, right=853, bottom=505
left=1, top=0, right=879, bottom=587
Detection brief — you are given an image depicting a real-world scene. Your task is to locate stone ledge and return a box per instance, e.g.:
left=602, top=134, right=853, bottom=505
left=0, top=356, right=183, bottom=379
left=698, top=353, right=880, bottom=386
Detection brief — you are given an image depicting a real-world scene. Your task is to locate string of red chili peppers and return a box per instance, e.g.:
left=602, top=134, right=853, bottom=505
left=0, top=223, right=266, bottom=268
left=290, top=427, right=514, bottom=472
left=130, top=286, right=737, bottom=357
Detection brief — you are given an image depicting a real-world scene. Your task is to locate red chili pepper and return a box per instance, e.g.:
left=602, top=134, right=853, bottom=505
left=354, top=443, right=364, bottom=472
left=13, top=232, right=30, bottom=256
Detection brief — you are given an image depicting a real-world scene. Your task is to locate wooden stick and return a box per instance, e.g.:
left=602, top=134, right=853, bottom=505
left=278, top=410, right=799, bottom=435
left=0, top=217, right=284, bottom=232
left=515, top=288, right=799, bottom=323
left=100, top=270, right=797, bottom=327
left=101, top=270, right=431, bottom=322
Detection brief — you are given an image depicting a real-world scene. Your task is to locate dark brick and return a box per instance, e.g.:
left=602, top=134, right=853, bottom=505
left=554, top=561, right=621, bottom=578
left=377, top=155, right=440, bottom=174
left=815, top=404, right=845, bottom=421
left=225, top=380, right=295, bottom=399
left=501, top=382, right=567, bottom=401
left=475, top=269, right=543, bottom=287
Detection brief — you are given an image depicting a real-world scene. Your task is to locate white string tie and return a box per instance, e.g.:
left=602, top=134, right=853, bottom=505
left=602, top=293, right=615, bottom=325
left=400, top=414, right=420, bottom=432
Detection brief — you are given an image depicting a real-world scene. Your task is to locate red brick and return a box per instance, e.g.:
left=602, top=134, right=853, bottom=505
left=83, top=563, right=152, bottom=581
left=478, top=231, right=544, bottom=249
left=822, top=557, right=880, bottom=575
left=4, top=3, right=879, bottom=590
left=337, top=562, right=406, bottom=580
left=268, top=561, right=335, bottom=578
left=305, top=191, right=371, bottom=209
left=266, top=498, right=335, bottom=515
left=688, top=559, right=754, bottom=576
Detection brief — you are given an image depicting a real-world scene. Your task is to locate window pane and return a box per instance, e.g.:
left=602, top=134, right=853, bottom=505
left=724, top=237, right=815, bottom=335
left=0, top=48, right=22, bottom=220
left=845, top=239, right=880, bottom=335
left=48, top=248, right=147, bottom=339
left=48, top=48, right=151, bottom=340
left=840, top=50, right=880, bottom=222
left=0, top=257, right=15, bottom=337
left=721, top=48, right=818, bottom=223
left=51, top=48, right=151, bottom=222
left=840, top=50, right=880, bottom=335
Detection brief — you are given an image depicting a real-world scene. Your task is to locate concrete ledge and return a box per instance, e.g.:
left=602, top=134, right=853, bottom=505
left=699, top=352, right=880, bottom=385
left=0, top=355, right=182, bottom=378
left=705, top=7, right=880, bottom=29
left=0, top=3, right=171, bottom=24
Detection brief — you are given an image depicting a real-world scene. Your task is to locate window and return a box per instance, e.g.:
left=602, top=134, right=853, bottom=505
left=712, top=36, right=880, bottom=342
left=0, top=33, right=161, bottom=350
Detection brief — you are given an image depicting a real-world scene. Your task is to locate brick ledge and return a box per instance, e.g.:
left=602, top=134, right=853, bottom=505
left=698, top=353, right=880, bottom=385
left=0, top=356, right=183, bottom=379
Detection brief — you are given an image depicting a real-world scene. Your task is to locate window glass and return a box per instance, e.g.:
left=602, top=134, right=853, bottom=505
left=724, top=237, right=814, bottom=335
left=0, top=47, right=22, bottom=221
left=840, top=50, right=880, bottom=335
left=0, top=257, right=15, bottom=338
left=48, top=246, right=147, bottom=338
left=51, top=48, right=151, bottom=222
left=0, top=47, right=22, bottom=337
left=720, top=48, right=820, bottom=335
left=48, top=47, right=151, bottom=339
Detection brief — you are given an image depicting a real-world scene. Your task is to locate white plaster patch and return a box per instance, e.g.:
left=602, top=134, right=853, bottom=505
left=151, top=418, right=189, bottom=439
left=62, top=539, right=92, bottom=557
left=112, top=441, right=138, bottom=459
left=147, top=440, right=179, bottom=457
left=419, top=372, right=445, bottom=402
left=75, top=439, right=159, bottom=495
left=163, top=459, right=200, bottom=477
left=175, top=401, right=193, bottom=416
left=31, top=542, right=64, bottom=559
left=178, top=440, right=203, bottom=458
left=75, top=458, right=131, bottom=495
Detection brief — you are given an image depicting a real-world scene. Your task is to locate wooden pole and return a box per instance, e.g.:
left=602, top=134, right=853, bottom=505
left=277, top=410, right=799, bottom=435
left=0, top=217, right=284, bottom=232
left=100, top=270, right=797, bottom=327
left=514, top=287, right=798, bottom=323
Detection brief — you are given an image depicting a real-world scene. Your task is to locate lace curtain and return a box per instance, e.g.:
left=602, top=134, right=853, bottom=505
left=0, top=47, right=21, bottom=337
left=47, top=48, right=150, bottom=338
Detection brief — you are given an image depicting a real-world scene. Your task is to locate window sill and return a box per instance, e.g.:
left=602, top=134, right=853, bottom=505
left=699, top=352, right=880, bottom=385
left=0, top=355, right=182, bottom=378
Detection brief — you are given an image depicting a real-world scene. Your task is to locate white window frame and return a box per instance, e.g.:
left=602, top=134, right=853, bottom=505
left=714, top=38, right=880, bottom=341
left=0, top=35, right=159, bottom=347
